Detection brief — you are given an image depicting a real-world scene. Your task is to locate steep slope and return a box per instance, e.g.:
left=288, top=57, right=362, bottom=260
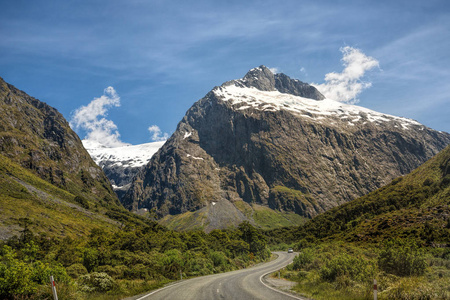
left=82, top=139, right=164, bottom=200
left=0, top=76, right=132, bottom=239
left=0, top=153, right=121, bottom=240
left=291, top=144, right=450, bottom=244
left=123, top=66, right=450, bottom=231
left=0, top=76, right=117, bottom=204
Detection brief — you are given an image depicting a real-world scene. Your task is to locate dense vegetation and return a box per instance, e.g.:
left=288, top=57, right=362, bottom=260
left=272, top=240, right=449, bottom=300
left=0, top=221, right=270, bottom=299
left=265, top=146, right=450, bottom=299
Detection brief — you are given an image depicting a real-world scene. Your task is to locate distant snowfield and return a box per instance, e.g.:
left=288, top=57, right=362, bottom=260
left=82, top=139, right=165, bottom=168
left=214, top=83, right=422, bottom=129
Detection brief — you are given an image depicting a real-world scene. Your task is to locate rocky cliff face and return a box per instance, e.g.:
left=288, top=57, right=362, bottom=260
left=0, top=76, right=118, bottom=204
left=122, top=66, right=450, bottom=230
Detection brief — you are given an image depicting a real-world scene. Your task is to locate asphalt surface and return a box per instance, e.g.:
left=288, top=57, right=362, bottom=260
left=131, top=251, right=307, bottom=300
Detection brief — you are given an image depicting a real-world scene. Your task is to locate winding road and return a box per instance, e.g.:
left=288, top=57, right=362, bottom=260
left=130, top=251, right=307, bottom=300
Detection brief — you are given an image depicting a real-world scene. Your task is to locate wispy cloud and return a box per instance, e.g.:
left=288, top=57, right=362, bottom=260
left=269, top=67, right=280, bottom=74
left=70, top=87, right=129, bottom=147
left=299, top=67, right=308, bottom=77
left=148, top=125, right=169, bottom=142
left=313, top=46, right=379, bottom=104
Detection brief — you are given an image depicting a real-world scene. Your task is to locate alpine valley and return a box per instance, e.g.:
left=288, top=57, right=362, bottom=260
left=105, top=66, right=450, bottom=232
left=1, top=67, right=450, bottom=299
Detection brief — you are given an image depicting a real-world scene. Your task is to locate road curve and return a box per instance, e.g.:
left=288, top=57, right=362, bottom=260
left=131, top=251, right=306, bottom=300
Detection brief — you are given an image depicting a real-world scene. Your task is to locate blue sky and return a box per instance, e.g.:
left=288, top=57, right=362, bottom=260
left=1, top=0, right=449, bottom=145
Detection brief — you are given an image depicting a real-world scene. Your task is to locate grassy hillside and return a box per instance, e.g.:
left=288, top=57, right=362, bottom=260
left=0, top=153, right=150, bottom=241
left=266, top=145, right=450, bottom=299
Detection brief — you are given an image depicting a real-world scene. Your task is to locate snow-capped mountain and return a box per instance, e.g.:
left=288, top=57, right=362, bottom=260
left=82, top=139, right=164, bottom=198
left=214, top=81, right=422, bottom=130
left=122, top=66, right=450, bottom=231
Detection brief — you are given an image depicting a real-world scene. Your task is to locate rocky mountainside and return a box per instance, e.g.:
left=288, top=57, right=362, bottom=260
left=0, top=76, right=119, bottom=206
left=122, top=66, right=450, bottom=231
left=82, top=139, right=164, bottom=200
left=291, top=143, right=450, bottom=244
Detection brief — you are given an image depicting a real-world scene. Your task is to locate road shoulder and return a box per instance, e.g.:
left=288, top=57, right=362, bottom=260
left=261, top=273, right=311, bottom=300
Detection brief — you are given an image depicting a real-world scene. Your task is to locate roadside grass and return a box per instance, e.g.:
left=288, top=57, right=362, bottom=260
left=278, top=242, right=450, bottom=300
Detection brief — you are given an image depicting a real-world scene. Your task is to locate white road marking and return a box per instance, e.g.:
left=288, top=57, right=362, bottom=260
left=258, top=258, right=306, bottom=300
left=135, top=281, right=184, bottom=300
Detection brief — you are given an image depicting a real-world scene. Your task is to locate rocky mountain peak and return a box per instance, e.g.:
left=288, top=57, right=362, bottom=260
left=274, top=73, right=325, bottom=100
left=226, top=65, right=325, bottom=101
left=241, top=65, right=276, bottom=91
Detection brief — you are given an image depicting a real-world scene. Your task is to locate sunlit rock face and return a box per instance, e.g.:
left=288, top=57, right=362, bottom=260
left=122, top=66, right=450, bottom=230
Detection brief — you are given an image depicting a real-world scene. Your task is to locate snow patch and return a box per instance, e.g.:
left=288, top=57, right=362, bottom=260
left=83, top=139, right=165, bottom=168
left=213, top=84, right=422, bottom=129
left=183, top=131, right=192, bottom=139
left=186, top=154, right=204, bottom=160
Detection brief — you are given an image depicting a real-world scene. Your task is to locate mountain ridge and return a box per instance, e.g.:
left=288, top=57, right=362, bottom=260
left=121, top=66, right=450, bottom=231
left=0, top=76, right=117, bottom=203
left=0, top=76, right=131, bottom=240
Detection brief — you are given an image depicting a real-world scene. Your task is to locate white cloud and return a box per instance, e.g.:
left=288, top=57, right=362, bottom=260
left=148, top=125, right=169, bottom=142
left=300, top=67, right=308, bottom=77
left=269, top=67, right=280, bottom=74
left=313, top=46, right=379, bottom=104
left=70, top=87, right=129, bottom=147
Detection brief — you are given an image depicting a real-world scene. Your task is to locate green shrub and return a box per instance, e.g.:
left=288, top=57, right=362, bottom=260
left=74, top=195, right=89, bottom=209
left=320, top=252, right=375, bottom=283
left=123, top=263, right=149, bottom=279
left=82, top=248, right=99, bottom=272
left=0, top=246, right=36, bottom=297
left=186, top=257, right=214, bottom=276
left=0, top=246, right=68, bottom=297
left=378, top=241, right=427, bottom=276
left=31, top=261, right=69, bottom=285
left=381, top=277, right=437, bottom=300
left=67, top=263, right=88, bottom=278
left=295, top=238, right=311, bottom=250
left=210, top=251, right=227, bottom=268
left=292, top=248, right=315, bottom=270
left=79, top=272, right=115, bottom=292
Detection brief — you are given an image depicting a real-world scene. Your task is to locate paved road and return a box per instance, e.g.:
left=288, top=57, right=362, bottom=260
left=131, top=251, right=306, bottom=300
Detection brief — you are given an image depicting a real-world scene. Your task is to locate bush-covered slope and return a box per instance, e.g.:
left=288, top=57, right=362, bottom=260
left=264, top=146, right=450, bottom=300
left=0, top=219, right=270, bottom=298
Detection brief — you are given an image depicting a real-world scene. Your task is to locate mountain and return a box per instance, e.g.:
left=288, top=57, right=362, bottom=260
left=291, top=143, right=450, bottom=244
left=0, top=76, right=131, bottom=239
left=82, top=139, right=164, bottom=200
left=121, top=66, right=450, bottom=231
